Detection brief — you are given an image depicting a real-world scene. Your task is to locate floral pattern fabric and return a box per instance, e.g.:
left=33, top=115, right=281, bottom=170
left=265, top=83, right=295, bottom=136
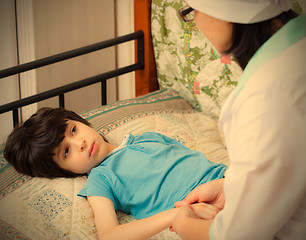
left=152, top=0, right=242, bottom=118
left=151, top=0, right=305, bottom=118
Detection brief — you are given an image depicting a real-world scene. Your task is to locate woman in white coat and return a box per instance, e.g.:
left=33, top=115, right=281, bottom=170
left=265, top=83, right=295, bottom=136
left=172, top=0, right=306, bottom=239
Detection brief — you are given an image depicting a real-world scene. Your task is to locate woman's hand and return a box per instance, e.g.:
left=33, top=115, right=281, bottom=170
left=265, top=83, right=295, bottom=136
left=170, top=203, right=214, bottom=239
left=172, top=204, right=199, bottom=229
left=191, top=202, right=220, bottom=219
left=176, top=178, right=225, bottom=210
left=170, top=202, right=219, bottom=232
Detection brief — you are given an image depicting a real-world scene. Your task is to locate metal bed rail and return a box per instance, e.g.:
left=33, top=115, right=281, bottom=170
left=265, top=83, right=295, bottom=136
left=0, top=30, right=144, bottom=126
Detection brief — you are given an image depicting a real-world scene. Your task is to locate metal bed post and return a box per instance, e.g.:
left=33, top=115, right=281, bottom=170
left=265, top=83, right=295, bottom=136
left=101, top=81, right=107, bottom=106
left=59, top=94, right=65, bottom=108
left=0, top=30, right=145, bottom=127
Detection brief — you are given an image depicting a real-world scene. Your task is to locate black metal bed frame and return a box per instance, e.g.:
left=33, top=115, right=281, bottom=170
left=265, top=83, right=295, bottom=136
left=0, top=30, right=144, bottom=127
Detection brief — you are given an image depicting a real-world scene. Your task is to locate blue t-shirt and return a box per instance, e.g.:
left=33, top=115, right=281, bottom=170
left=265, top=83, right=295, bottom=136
left=78, top=132, right=227, bottom=219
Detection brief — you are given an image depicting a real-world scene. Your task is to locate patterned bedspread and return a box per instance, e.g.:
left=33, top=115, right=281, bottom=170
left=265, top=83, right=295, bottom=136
left=0, top=89, right=229, bottom=239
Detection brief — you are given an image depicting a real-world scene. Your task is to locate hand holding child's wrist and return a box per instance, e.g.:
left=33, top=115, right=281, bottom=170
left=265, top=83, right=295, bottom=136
left=171, top=204, right=198, bottom=233
left=191, top=202, right=219, bottom=220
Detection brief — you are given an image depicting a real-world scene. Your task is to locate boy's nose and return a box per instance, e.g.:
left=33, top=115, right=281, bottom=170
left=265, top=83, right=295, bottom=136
left=78, top=139, right=86, bottom=151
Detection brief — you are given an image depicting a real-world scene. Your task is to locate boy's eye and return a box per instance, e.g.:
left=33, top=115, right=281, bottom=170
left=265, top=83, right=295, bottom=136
left=71, top=126, right=76, bottom=135
left=64, top=148, right=69, bottom=158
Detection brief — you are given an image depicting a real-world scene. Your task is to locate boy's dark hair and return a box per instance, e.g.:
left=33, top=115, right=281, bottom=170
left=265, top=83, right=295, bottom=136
left=4, top=107, right=107, bottom=179
left=224, top=10, right=298, bottom=70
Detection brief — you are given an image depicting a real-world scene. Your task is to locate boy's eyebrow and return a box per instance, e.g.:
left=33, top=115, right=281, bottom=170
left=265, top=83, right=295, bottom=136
left=56, top=148, right=61, bottom=161
left=55, top=120, right=70, bottom=161
left=55, top=141, right=64, bottom=162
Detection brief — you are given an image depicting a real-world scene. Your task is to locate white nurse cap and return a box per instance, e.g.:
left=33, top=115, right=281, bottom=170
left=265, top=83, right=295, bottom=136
left=185, top=0, right=292, bottom=23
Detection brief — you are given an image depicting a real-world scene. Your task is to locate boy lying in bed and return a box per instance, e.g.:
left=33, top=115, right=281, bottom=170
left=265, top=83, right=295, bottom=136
left=4, top=107, right=227, bottom=239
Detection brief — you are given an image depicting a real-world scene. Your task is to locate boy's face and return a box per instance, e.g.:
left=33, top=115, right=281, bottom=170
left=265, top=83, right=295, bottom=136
left=53, top=120, right=115, bottom=174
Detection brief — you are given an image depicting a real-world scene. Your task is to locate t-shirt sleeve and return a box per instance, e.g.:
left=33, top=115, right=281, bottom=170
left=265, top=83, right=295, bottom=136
left=77, top=170, right=119, bottom=210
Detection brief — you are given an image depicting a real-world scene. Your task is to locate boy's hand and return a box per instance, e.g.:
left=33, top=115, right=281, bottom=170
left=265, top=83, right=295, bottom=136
left=176, top=178, right=225, bottom=210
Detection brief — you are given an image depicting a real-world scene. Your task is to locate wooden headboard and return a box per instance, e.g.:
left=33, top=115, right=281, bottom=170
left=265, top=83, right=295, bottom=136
left=134, top=0, right=159, bottom=96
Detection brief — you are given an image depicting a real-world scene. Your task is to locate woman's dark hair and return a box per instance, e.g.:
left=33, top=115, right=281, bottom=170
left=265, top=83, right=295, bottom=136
left=4, top=107, right=107, bottom=179
left=223, top=10, right=298, bottom=70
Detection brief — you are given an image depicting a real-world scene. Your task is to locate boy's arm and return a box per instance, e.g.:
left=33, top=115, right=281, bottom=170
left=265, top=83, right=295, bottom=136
left=88, top=196, right=178, bottom=240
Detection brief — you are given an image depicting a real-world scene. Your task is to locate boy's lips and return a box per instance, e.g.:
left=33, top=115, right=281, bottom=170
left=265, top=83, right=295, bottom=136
left=89, top=142, right=97, bottom=157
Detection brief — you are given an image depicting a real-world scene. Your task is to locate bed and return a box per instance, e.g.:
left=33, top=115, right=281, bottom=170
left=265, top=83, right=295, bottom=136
left=1, top=0, right=303, bottom=239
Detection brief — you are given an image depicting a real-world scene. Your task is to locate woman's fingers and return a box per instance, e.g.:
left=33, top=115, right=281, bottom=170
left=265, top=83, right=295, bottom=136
left=191, top=202, right=220, bottom=220
left=174, top=201, right=219, bottom=219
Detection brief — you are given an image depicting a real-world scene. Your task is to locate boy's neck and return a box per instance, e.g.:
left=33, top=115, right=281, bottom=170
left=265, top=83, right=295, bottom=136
left=107, top=143, right=117, bottom=154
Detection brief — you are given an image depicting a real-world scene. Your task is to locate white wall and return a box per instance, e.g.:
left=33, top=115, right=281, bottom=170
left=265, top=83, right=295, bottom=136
left=0, top=0, right=19, bottom=144
left=32, top=0, right=117, bottom=113
left=116, top=0, right=135, bottom=100
left=16, top=0, right=38, bottom=121
left=0, top=0, right=136, bottom=144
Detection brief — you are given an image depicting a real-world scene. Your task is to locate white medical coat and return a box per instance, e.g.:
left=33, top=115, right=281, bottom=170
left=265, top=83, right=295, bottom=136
left=210, top=14, right=306, bottom=240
